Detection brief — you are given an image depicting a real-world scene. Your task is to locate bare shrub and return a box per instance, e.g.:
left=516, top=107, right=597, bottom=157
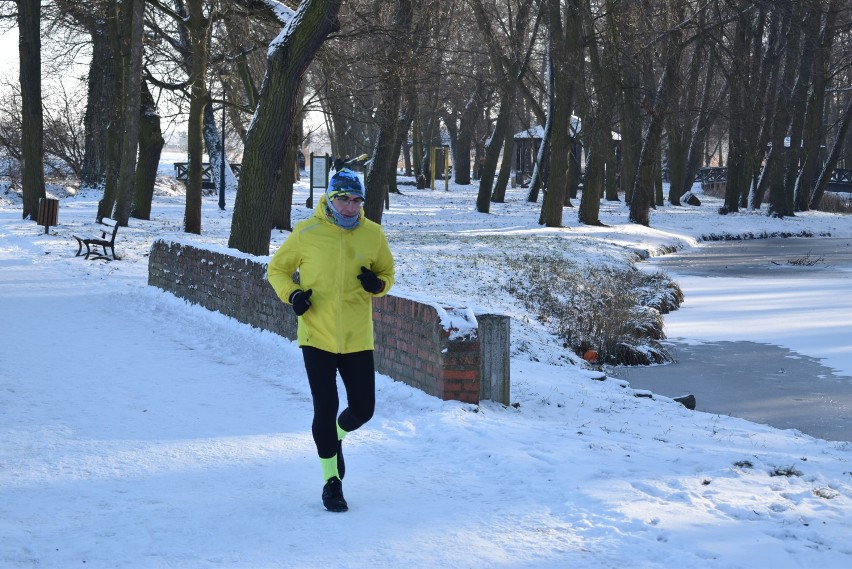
left=701, top=183, right=726, bottom=198
left=770, top=465, right=803, bottom=478
left=504, top=255, right=683, bottom=365
left=786, top=252, right=824, bottom=266
left=816, top=192, right=852, bottom=214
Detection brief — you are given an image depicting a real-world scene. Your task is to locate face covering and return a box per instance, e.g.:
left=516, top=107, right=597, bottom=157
left=325, top=198, right=361, bottom=230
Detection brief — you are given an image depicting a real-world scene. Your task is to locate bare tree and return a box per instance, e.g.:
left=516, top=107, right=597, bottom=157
left=16, top=0, right=46, bottom=221
left=628, top=0, right=689, bottom=226
left=96, top=0, right=129, bottom=221
left=811, top=97, right=852, bottom=209
left=608, top=0, right=644, bottom=207
left=539, top=0, right=582, bottom=227
left=112, top=0, right=145, bottom=226
left=229, top=0, right=344, bottom=255
left=469, top=0, right=543, bottom=213
left=761, top=2, right=804, bottom=218
left=56, top=0, right=115, bottom=190
left=132, top=80, right=165, bottom=220
left=577, top=0, right=619, bottom=225
left=795, top=0, right=842, bottom=211
left=722, top=2, right=773, bottom=212
left=665, top=5, right=725, bottom=206
left=363, top=0, right=415, bottom=224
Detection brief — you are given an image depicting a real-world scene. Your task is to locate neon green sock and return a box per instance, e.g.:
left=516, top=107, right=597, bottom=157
left=337, top=421, right=348, bottom=441
left=320, top=456, right=339, bottom=481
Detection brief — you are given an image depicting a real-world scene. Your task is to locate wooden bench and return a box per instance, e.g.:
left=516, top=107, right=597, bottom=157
left=173, top=162, right=242, bottom=191
left=73, top=217, right=121, bottom=261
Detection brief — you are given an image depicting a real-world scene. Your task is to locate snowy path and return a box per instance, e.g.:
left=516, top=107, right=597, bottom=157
left=1, top=242, right=601, bottom=567
left=2, top=234, right=852, bottom=568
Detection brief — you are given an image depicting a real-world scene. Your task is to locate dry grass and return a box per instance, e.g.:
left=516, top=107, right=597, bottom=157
left=816, top=191, right=852, bottom=213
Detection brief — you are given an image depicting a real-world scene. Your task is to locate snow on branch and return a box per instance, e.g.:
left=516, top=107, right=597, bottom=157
left=261, top=0, right=296, bottom=26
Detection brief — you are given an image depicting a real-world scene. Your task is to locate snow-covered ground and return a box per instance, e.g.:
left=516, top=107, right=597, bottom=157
left=2, top=171, right=852, bottom=568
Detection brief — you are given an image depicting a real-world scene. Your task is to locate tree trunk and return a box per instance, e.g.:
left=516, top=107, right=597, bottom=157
left=182, top=0, right=211, bottom=234
left=491, top=128, right=514, bottom=202
left=576, top=8, right=607, bottom=228
left=204, top=94, right=238, bottom=205
left=418, top=81, right=442, bottom=184
left=607, top=0, right=645, bottom=207
left=540, top=0, right=580, bottom=227
left=17, top=0, right=46, bottom=221
left=665, top=33, right=697, bottom=206
left=617, top=62, right=642, bottom=206
left=476, top=84, right=514, bottom=213
left=578, top=135, right=604, bottom=225
left=469, top=0, right=537, bottom=213
left=726, top=7, right=774, bottom=211
left=580, top=0, right=618, bottom=204
left=746, top=9, right=781, bottom=210
left=796, top=0, right=838, bottom=211
left=539, top=74, right=571, bottom=225
left=98, top=1, right=124, bottom=221
left=391, top=88, right=417, bottom=194
left=654, top=147, right=664, bottom=207
left=453, top=87, right=484, bottom=186
left=724, top=9, right=751, bottom=212
left=810, top=97, right=852, bottom=210
left=364, top=71, right=403, bottom=223
left=565, top=141, right=580, bottom=204
left=229, top=0, right=344, bottom=256
left=112, top=0, right=144, bottom=226
left=629, top=24, right=682, bottom=226
left=79, top=17, right=114, bottom=189
left=364, top=0, right=412, bottom=223
left=526, top=127, right=550, bottom=203
left=795, top=76, right=825, bottom=212
left=131, top=81, right=164, bottom=221
left=767, top=4, right=803, bottom=218
left=684, top=58, right=723, bottom=196
left=55, top=0, right=112, bottom=189
left=526, top=49, right=553, bottom=204
left=271, top=134, right=295, bottom=232
left=781, top=5, right=820, bottom=215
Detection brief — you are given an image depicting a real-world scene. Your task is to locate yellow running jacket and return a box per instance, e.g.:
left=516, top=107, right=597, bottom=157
left=267, top=194, right=395, bottom=354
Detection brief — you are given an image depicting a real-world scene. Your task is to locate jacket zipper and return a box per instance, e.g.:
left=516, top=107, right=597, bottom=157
left=337, top=230, right=345, bottom=353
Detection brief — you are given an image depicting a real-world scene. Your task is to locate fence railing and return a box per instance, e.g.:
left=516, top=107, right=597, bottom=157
left=695, top=167, right=852, bottom=191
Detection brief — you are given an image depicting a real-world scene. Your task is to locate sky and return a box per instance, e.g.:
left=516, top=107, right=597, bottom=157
left=2, top=162, right=852, bottom=568
left=0, top=27, right=15, bottom=74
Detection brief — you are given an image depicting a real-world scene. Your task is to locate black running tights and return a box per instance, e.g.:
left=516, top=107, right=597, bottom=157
left=301, top=347, right=376, bottom=459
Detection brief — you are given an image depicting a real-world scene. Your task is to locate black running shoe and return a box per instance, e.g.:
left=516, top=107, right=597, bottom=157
left=337, top=440, right=345, bottom=480
left=322, top=477, right=348, bottom=512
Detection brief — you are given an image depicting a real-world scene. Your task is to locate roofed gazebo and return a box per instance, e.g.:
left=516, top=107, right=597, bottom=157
left=513, top=117, right=582, bottom=187
left=513, top=117, right=621, bottom=189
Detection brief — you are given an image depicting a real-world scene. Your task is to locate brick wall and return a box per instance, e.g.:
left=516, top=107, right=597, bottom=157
left=147, top=239, right=510, bottom=405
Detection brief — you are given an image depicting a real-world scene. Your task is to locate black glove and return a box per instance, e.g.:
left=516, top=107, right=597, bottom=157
left=289, top=289, right=313, bottom=316
left=357, top=266, right=384, bottom=293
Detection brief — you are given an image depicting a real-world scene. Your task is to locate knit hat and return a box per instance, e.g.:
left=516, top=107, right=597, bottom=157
left=324, top=168, right=364, bottom=230
left=326, top=168, right=365, bottom=201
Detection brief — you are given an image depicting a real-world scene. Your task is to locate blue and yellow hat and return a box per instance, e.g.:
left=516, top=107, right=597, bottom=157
left=326, top=168, right=365, bottom=201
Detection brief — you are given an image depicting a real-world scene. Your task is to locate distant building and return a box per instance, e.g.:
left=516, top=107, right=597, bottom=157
left=513, top=117, right=620, bottom=187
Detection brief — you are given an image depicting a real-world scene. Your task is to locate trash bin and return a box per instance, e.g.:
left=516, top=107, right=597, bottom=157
left=37, top=197, right=59, bottom=234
